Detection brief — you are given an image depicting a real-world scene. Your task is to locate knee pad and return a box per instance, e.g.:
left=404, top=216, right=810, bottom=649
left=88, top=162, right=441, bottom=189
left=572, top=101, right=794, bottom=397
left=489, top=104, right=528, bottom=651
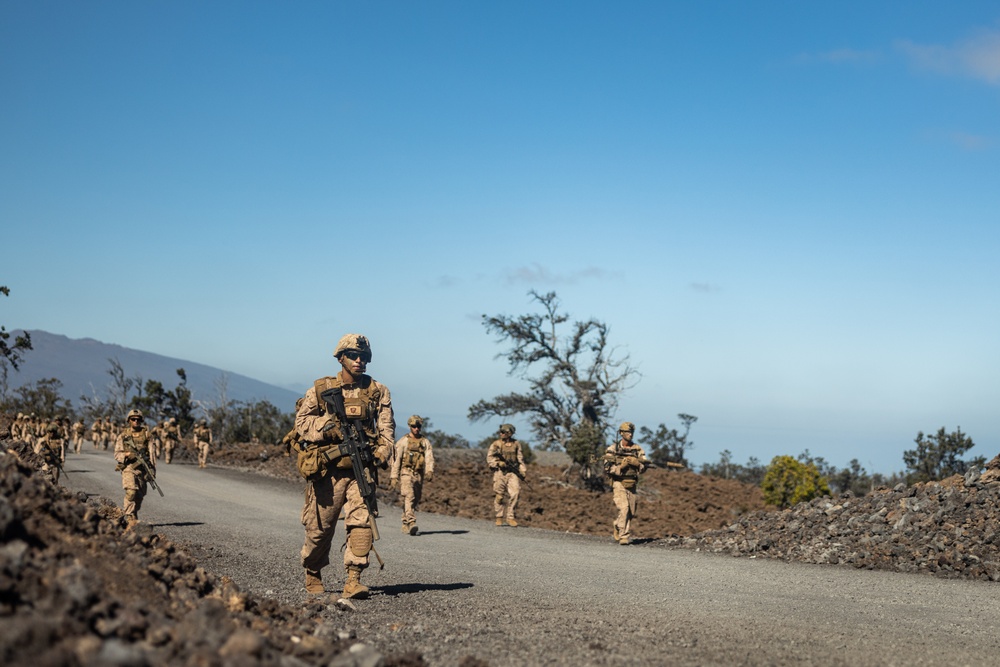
left=348, top=527, right=373, bottom=557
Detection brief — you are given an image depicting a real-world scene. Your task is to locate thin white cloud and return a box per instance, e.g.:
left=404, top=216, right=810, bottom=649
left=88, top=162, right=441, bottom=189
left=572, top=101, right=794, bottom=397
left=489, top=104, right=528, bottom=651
left=793, top=48, right=881, bottom=65
left=431, top=275, right=461, bottom=289
left=689, top=282, right=721, bottom=294
left=895, top=28, right=1000, bottom=85
left=503, top=263, right=619, bottom=286
left=947, top=131, right=993, bottom=151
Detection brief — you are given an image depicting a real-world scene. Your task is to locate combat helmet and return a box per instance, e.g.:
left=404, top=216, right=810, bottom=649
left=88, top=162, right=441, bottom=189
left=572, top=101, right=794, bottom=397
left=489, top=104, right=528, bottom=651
left=334, top=334, right=372, bottom=363
left=499, top=423, right=515, bottom=435
left=407, top=415, right=423, bottom=428
left=618, top=421, right=635, bottom=433
left=127, top=409, right=144, bottom=421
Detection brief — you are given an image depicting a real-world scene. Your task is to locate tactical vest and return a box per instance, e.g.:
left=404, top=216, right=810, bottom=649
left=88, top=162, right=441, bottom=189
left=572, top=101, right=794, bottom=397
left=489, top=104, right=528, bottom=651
left=496, top=440, right=520, bottom=467
left=164, top=424, right=180, bottom=441
left=194, top=426, right=210, bottom=443
left=610, top=443, right=643, bottom=482
left=313, top=374, right=382, bottom=444
left=123, top=429, right=151, bottom=454
left=403, top=435, right=427, bottom=471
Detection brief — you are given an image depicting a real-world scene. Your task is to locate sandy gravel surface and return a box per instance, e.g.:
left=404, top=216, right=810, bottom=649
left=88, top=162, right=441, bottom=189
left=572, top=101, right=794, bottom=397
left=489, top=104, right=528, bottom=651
left=62, top=447, right=1000, bottom=666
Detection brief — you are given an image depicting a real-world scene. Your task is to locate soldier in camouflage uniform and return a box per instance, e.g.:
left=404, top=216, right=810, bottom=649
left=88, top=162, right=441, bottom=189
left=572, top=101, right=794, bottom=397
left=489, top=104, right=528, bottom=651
left=38, top=422, right=65, bottom=484
left=390, top=415, right=434, bottom=535
left=294, top=334, right=394, bottom=600
left=603, top=421, right=649, bottom=545
left=90, top=417, right=104, bottom=450
left=193, top=419, right=213, bottom=468
left=113, top=409, right=156, bottom=527
left=487, top=424, right=526, bottom=527
left=71, top=418, right=87, bottom=454
left=162, top=417, right=181, bottom=463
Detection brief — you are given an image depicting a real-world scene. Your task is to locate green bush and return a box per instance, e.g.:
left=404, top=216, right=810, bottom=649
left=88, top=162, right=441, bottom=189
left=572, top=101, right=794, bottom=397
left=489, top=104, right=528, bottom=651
left=761, top=455, right=831, bottom=508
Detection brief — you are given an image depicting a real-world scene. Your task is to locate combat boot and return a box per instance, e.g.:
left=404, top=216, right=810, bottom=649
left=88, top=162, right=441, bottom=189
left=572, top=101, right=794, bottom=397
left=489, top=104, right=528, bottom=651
left=506, top=518, right=518, bottom=527
left=305, top=569, right=324, bottom=594
left=495, top=518, right=504, bottom=526
left=342, top=566, right=369, bottom=600
left=409, top=525, right=419, bottom=536
left=401, top=523, right=410, bottom=534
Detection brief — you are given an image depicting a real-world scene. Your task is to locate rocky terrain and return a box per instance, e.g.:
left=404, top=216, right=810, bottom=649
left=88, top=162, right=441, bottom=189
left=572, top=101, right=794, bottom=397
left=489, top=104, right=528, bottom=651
left=3, top=419, right=1000, bottom=665
left=0, top=438, right=423, bottom=666
left=657, top=456, right=1000, bottom=581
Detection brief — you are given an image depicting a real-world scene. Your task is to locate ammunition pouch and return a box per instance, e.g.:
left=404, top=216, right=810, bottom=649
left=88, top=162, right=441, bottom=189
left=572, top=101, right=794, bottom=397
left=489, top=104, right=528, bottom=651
left=620, top=478, right=637, bottom=491
left=297, top=443, right=351, bottom=479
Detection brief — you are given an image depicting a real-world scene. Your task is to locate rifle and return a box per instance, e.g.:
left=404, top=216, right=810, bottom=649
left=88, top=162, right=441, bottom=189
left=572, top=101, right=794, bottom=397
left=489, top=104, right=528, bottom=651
left=319, top=387, right=381, bottom=541
left=122, top=436, right=164, bottom=497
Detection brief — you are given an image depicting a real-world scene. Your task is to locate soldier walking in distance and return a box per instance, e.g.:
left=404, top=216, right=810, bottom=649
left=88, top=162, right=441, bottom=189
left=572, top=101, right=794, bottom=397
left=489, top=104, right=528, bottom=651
left=38, top=422, right=66, bottom=484
left=390, top=415, right=434, bottom=535
left=603, top=421, right=649, bottom=545
left=487, top=424, right=526, bottom=527
left=162, top=417, right=181, bottom=463
left=194, top=419, right=213, bottom=468
left=113, top=409, right=156, bottom=528
left=71, top=418, right=86, bottom=454
left=294, top=334, right=394, bottom=600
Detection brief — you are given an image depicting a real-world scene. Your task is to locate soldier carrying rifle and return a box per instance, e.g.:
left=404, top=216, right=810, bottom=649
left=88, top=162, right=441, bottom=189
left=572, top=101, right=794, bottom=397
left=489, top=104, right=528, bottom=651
left=487, top=424, right=526, bottom=527
left=293, top=334, right=394, bottom=600
left=114, top=409, right=162, bottom=528
left=603, top=421, right=649, bottom=545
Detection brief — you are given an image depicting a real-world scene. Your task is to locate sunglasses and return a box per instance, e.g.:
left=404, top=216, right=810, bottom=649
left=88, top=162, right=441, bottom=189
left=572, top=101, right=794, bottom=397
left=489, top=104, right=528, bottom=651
left=128, top=417, right=142, bottom=422
left=342, top=350, right=365, bottom=361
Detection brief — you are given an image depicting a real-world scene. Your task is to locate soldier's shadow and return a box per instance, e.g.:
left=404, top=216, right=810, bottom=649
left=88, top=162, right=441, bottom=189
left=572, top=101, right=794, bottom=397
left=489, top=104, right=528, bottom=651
left=152, top=521, right=206, bottom=528
left=374, top=582, right=474, bottom=597
left=413, top=530, right=469, bottom=536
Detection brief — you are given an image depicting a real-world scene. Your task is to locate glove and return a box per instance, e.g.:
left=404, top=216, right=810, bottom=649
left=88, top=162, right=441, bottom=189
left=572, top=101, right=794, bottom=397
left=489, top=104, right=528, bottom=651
left=374, top=446, right=390, bottom=469
left=623, top=456, right=640, bottom=468
left=320, top=419, right=339, bottom=439
left=390, top=478, right=399, bottom=490
left=123, top=453, right=136, bottom=464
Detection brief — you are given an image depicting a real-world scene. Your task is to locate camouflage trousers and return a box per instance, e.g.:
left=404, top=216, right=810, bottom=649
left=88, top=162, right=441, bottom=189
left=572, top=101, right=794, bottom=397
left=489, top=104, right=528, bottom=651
left=301, top=469, right=372, bottom=573
left=196, top=442, right=210, bottom=467
left=399, top=468, right=424, bottom=527
left=163, top=440, right=177, bottom=463
left=612, top=481, right=638, bottom=542
left=492, top=470, right=521, bottom=521
left=121, top=464, right=149, bottom=520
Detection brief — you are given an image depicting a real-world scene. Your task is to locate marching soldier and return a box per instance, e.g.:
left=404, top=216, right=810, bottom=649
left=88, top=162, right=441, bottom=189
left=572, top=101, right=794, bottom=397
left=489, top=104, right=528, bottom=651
left=113, top=409, right=156, bottom=528
left=487, top=424, right=526, bottom=527
left=193, top=418, right=213, bottom=468
left=38, top=422, right=65, bottom=484
left=71, top=418, right=87, bottom=454
left=294, top=334, right=394, bottom=599
left=162, top=417, right=181, bottom=463
left=390, top=415, right=434, bottom=535
left=603, top=421, right=649, bottom=545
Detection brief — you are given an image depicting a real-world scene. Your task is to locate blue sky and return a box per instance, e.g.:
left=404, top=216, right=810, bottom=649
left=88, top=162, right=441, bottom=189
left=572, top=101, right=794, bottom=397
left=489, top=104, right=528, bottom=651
left=3, top=1, right=998, bottom=474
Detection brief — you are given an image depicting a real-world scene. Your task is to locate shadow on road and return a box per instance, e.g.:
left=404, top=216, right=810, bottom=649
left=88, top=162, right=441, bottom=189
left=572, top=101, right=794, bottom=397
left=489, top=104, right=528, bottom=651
left=413, top=530, right=469, bottom=536
left=152, top=522, right=206, bottom=528
left=374, top=582, right=474, bottom=597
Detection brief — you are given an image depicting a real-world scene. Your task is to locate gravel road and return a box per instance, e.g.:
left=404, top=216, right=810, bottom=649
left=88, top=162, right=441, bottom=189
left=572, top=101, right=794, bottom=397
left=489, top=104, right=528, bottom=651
left=65, top=447, right=1000, bottom=666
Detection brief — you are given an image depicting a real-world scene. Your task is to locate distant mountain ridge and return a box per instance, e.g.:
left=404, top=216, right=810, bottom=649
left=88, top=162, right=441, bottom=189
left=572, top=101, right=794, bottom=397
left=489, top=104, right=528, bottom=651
left=6, top=330, right=302, bottom=413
